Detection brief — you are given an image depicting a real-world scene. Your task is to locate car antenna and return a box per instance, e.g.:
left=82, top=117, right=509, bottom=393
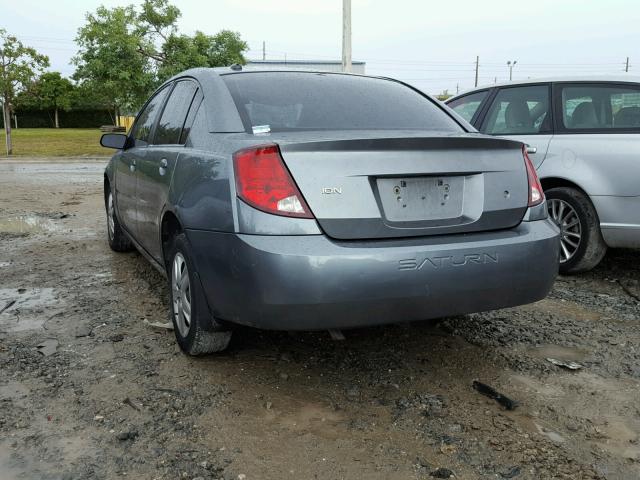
left=229, top=63, right=243, bottom=71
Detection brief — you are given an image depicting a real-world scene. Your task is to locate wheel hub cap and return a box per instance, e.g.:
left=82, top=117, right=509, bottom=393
left=171, top=253, right=192, bottom=336
left=548, top=198, right=582, bottom=263
left=107, top=193, right=115, bottom=240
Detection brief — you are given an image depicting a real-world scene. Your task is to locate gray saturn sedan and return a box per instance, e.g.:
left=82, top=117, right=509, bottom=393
left=446, top=77, right=640, bottom=274
left=101, top=67, right=559, bottom=355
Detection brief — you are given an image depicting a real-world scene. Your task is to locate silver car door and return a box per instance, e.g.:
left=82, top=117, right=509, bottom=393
left=479, top=83, right=554, bottom=169
left=543, top=82, right=640, bottom=248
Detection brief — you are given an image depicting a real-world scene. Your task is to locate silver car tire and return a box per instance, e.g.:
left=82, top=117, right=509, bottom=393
left=545, top=187, right=607, bottom=274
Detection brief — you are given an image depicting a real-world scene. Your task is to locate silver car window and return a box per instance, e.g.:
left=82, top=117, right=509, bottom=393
left=131, top=86, right=171, bottom=146
left=561, top=84, right=640, bottom=130
left=447, top=90, right=488, bottom=123
left=481, top=85, right=551, bottom=135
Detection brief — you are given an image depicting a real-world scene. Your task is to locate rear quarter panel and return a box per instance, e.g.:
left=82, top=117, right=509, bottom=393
left=541, top=134, right=640, bottom=196
left=168, top=138, right=236, bottom=233
left=540, top=133, right=640, bottom=247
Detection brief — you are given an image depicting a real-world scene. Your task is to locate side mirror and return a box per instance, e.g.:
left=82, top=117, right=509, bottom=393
left=100, top=133, right=129, bottom=150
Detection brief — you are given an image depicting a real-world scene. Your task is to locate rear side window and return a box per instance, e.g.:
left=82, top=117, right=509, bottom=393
left=447, top=90, right=488, bottom=123
left=180, top=90, right=203, bottom=144
left=560, top=84, right=640, bottom=131
left=154, top=80, right=199, bottom=145
left=131, top=86, right=170, bottom=145
left=481, top=85, right=551, bottom=135
left=222, top=72, right=461, bottom=132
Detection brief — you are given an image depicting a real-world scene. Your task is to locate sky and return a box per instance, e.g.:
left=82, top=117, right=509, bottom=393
left=2, top=0, right=639, bottom=95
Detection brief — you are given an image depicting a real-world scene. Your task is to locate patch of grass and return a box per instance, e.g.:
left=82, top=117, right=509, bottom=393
left=1, top=128, right=112, bottom=157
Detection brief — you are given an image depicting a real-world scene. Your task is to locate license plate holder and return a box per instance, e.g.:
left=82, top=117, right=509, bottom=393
left=377, top=176, right=465, bottom=222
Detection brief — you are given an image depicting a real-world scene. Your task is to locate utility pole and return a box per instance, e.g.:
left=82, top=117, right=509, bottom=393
left=456, top=83, right=459, bottom=95
left=342, top=0, right=352, bottom=73
left=507, top=60, right=517, bottom=81
left=2, top=99, right=10, bottom=156
left=625, top=56, right=629, bottom=72
left=262, top=41, right=266, bottom=61
left=474, top=56, right=479, bottom=87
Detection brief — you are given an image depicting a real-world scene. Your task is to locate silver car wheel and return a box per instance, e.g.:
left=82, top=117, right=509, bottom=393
left=171, top=252, right=192, bottom=337
left=548, top=198, right=582, bottom=263
left=107, top=192, right=115, bottom=240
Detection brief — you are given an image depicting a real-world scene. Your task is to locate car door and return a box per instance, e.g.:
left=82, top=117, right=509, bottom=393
left=479, top=84, right=554, bottom=168
left=546, top=82, right=640, bottom=246
left=115, top=86, right=170, bottom=238
left=136, top=79, right=200, bottom=261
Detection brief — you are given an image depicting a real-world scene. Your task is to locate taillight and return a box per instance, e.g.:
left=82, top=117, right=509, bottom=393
left=523, top=146, right=544, bottom=207
left=233, top=144, right=313, bottom=218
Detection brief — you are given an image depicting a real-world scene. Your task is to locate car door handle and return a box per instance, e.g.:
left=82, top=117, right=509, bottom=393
left=526, top=145, right=538, bottom=154
left=159, top=158, right=168, bottom=175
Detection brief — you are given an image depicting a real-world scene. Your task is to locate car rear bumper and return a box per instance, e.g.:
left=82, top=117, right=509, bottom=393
left=186, top=219, right=560, bottom=330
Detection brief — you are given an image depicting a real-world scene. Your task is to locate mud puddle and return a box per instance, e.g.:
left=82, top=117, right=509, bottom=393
left=0, top=443, right=27, bottom=480
left=526, top=344, right=590, bottom=362
left=0, top=287, right=62, bottom=332
left=0, top=214, right=65, bottom=235
left=510, top=369, right=640, bottom=469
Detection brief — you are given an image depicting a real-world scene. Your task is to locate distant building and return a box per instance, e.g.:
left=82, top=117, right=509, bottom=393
left=246, top=59, right=366, bottom=75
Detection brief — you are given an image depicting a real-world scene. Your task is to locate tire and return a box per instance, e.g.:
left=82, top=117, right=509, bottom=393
left=106, top=185, right=134, bottom=252
left=166, top=233, right=232, bottom=355
left=545, top=187, right=607, bottom=274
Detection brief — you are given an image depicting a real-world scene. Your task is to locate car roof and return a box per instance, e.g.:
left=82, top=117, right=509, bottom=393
left=449, top=75, right=640, bottom=101
left=211, top=65, right=363, bottom=76
left=171, top=66, right=411, bottom=82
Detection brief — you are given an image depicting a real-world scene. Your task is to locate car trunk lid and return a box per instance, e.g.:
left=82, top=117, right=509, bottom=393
left=277, top=133, right=528, bottom=240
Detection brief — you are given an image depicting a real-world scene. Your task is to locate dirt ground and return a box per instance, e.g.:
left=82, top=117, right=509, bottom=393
left=1, top=159, right=639, bottom=480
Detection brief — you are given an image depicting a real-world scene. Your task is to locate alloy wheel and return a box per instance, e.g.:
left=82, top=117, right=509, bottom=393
left=107, top=192, right=115, bottom=240
left=171, top=252, right=192, bottom=337
left=548, top=198, right=582, bottom=263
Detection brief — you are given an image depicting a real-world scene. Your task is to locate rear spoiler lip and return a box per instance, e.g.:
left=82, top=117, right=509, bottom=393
left=279, top=135, right=524, bottom=153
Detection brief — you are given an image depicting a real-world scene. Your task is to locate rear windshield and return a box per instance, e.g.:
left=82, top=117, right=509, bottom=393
left=222, top=72, right=461, bottom=133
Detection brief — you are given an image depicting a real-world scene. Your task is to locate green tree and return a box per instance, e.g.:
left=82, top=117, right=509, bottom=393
left=0, top=29, right=49, bottom=155
left=73, top=0, right=248, bottom=118
left=157, top=30, right=248, bottom=79
left=72, top=5, right=156, bottom=120
left=24, top=72, right=75, bottom=128
left=69, top=82, right=112, bottom=110
left=135, top=0, right=248, bottom=79
left=436, top=89, right=451, bottom=101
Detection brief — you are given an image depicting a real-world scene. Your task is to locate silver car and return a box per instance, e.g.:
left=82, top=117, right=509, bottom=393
left=446, top=76, right=640, bottom=273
